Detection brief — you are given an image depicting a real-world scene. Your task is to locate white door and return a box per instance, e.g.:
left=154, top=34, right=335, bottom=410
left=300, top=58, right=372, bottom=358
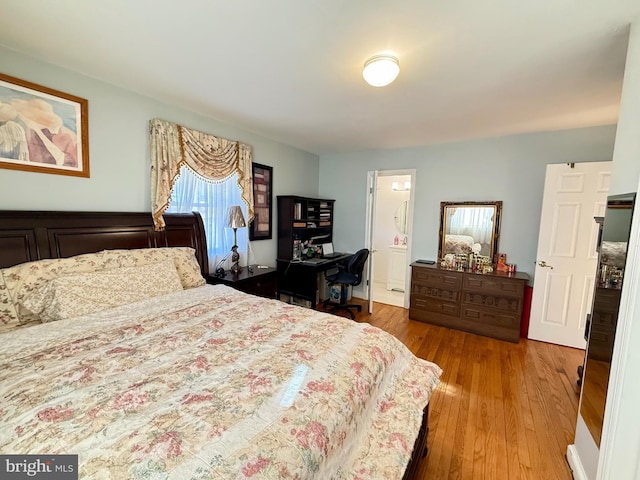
left=364, top=170, right=416, bottom=312
left=365, top=170, right=379, bottom=314
left=528, top=162, right=611, bottom=348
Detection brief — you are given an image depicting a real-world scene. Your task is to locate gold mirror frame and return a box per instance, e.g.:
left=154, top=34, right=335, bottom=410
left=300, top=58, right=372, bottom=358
left=438, top=201, right=502, bottom=262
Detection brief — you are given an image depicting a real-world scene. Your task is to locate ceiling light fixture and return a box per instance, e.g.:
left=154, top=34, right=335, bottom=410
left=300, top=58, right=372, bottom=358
left=362, top=54, right=400, bottom=87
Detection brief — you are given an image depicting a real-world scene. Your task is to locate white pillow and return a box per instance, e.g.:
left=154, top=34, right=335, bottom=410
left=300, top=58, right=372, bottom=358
left=102, top=247, right=206, bottom=289
left=23, top=259, right=184, bottom=322
left=3, top=250, right=113, bottom=325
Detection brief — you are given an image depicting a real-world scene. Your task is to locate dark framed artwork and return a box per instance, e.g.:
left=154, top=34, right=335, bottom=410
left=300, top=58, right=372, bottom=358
left=0, top=72, right=90, bottom=177
left=249, top=163, right=273, bottom=240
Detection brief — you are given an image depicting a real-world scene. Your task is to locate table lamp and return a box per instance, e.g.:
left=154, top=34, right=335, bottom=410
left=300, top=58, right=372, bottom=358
left=227, top=205, right=246, bottom=273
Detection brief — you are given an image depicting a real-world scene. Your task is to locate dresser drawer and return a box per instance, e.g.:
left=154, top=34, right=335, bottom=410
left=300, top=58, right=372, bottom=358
left=461, top=305, right=520, bottom=329
left=412, top=268, right=462, bottom=289
left=588, top=324, right=615, bottom=361
left=411, top=283, right=461, bottom=302
left=245, top=279, right=277, bottom=298
left=593, top=287, right=621, bottom=313
left=411, top=296, right=460, bottom=317
left=592, top=309, right=619, bottom=328
left=208, top=269, right=278, bottom=299
left=463, top=275, right=524, bottom=296
left=462, top=291, right=523, bottom=315
left=590, top=324, right=615, bottom=343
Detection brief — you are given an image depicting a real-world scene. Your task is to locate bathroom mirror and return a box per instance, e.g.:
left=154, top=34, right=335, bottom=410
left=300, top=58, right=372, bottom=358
left=438, top=201, right=502, bottom=261
left=395, top=201, right=408, bottom=234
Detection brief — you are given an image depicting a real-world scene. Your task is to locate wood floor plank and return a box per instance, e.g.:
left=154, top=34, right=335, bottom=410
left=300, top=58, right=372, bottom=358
left=486, top=341, right=509, bottom=480
left=502, top=345, right=531, bottom=478
left=326, top=299, right=584, bottom=479
left=432, top=331, right=464, bottom=479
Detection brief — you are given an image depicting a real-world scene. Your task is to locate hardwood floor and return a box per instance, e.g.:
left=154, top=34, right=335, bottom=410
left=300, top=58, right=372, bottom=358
left=323, top=299, right=585, bottom=480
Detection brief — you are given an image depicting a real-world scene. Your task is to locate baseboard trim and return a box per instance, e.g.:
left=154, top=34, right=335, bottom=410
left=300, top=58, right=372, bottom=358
left=566, top=444, right=588, bottom=480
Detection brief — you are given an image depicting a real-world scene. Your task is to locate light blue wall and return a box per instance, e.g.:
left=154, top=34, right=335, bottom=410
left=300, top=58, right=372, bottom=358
left=319, top=125, right=618, bottom=281
left=0, top=46, right=319, bottom=266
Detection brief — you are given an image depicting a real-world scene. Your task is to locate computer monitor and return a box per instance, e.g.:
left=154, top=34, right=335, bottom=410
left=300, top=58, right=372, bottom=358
left=308, top=234, right=330, bottom=245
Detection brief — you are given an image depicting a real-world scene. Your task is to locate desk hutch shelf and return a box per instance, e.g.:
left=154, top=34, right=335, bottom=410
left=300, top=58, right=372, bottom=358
left=277, top=196, right=335, bottom=260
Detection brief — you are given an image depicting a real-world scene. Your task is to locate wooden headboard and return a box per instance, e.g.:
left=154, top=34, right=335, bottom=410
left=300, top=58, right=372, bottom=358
left=0, top=211, right=209, bottom=276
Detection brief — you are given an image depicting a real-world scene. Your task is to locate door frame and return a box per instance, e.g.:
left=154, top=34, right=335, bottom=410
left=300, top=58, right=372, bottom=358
left=364, top=168, right=416, bottom=312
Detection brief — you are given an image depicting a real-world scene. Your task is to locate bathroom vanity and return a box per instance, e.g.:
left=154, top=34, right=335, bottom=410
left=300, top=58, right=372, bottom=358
left=387, top=244, right=407, bottom=292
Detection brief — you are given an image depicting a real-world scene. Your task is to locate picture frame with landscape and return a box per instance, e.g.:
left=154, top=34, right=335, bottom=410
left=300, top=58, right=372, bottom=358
left=0, top=72, right=89, bottom=178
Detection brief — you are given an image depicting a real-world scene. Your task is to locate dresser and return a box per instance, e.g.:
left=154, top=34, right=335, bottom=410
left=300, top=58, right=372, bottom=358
left=409, top=263, right=529, bottom=342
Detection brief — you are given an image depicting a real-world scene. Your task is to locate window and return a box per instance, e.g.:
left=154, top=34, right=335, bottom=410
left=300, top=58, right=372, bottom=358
left=166, top=166, right=248, bottom=271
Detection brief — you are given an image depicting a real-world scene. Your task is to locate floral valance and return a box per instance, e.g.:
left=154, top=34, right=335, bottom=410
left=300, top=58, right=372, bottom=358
left=150, top=118, right=254, bottom=230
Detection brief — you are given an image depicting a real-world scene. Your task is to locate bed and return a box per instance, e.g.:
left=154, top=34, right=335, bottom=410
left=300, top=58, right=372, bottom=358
left=444, top=234, right=481, bottom=255
left=600, top=241, right=627, bottom=268
left=0, top=210, right=441, bottom=479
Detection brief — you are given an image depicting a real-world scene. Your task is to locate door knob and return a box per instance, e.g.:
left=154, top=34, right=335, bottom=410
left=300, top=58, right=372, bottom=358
left=538, top=260, right=553, bottom=269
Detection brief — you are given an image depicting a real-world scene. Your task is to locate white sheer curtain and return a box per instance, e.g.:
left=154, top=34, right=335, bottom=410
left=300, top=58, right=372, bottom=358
left=166, top=166, right=248, bottom=272
left=448, top=207, right=494, bottom=244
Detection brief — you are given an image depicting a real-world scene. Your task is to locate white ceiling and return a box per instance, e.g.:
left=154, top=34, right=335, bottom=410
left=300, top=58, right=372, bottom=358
left=1, top=0, right=638, bottom=155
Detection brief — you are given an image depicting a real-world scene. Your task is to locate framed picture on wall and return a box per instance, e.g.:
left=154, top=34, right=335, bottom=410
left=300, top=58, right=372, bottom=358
left=249, top=163, right=273, bottom=240
left=0, top=72, right=90, bottom=178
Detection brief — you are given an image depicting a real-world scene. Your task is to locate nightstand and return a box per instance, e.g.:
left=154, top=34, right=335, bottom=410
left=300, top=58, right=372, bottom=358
left=207, top=266, right=278, bottom=299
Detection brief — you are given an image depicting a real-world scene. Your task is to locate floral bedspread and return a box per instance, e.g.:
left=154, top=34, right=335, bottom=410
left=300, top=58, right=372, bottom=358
left=0, top=285, right=441, bottom=479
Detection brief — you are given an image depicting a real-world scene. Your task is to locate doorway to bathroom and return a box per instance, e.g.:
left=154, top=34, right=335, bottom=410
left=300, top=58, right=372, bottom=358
left=365, top=169, right=415, bottom=310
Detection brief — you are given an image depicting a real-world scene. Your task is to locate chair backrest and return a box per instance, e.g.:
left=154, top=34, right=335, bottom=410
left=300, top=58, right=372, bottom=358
left=346, top=248, right=370, bottom=286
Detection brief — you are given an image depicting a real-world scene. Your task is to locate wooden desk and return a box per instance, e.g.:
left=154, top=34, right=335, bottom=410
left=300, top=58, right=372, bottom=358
left=207, top=266, right=278, bottom=299
left=277, top=254, right=352, bottom=308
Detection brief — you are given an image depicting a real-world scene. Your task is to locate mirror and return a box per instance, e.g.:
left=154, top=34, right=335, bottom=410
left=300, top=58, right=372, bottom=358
left=395, top=201, right=408, bottom=234
left=438, top=201, right=502, bottom=261
left=580, top=193, right=636, bottom=447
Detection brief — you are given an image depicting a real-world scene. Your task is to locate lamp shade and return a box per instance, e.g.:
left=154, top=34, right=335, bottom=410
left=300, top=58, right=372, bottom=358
left=227, top=205, right=246, bottom=229
left=363, top=54, right=400, bottom=87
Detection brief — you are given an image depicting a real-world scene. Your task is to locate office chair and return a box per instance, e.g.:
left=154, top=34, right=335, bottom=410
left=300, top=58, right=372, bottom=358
left=322, top=248, right=369, bottom=320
